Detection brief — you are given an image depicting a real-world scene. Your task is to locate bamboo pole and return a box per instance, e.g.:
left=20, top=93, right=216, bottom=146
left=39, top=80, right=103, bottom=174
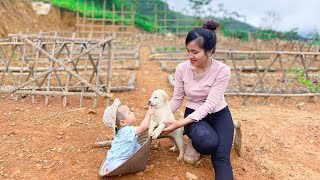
left=45, top=32, right=57, bottom=106
left=131, top=3, right=134, bottom=28
left=32, top=40, right=41, bottom=103
left=8, top=34, right=104, bottom=43
left=76, top=0, right=79, bottom=34
left=252, top=54, right=264, bottom=90
left=80, top=38, right=91, bottom=107
left=0, top=44, right=18, bottom=87
left=152, top=50, right=320, bottom=56
left=91, top=0, right=94, bottom=36
left=18, top=42, right=27, bottom=100
left=121, top=4, right=124, bottom=29
left=300, top=53, right=309, bottom=80
left=154, top=4, right=157, bottom=33
left=1, top=89, right=110, bottom=97
left=102, top=0, right=106, bottom=38
left=225, top=93, right=320, bottom=97
left=105, top=35, right=114, bottom=106
left=63, top=33, right=76, bottom=107
left=82, top=0, right=87, bottom=38
left=164, top=4, right=167, bottom=33
left=94, top=42, right=105, bottom=108
left=112, top=3, right=115, bottom=32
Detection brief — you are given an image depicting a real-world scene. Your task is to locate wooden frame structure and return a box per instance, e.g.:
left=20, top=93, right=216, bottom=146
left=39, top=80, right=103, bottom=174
left=0, top=33, right=114, bottom=108
left=76, top=0, right=135, bottom=38
left=153, top=3, right=200, bottom=35
left=112, top=42, right=140, bottom=70
left=37, top=31, right=140, bottom=70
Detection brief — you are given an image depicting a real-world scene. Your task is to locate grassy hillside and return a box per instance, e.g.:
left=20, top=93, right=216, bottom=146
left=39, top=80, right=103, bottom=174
left=42, top=0, right=306, bottom=41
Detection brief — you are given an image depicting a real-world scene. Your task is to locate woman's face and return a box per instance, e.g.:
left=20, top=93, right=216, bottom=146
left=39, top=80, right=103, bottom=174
left=186, top=40, right=210, bottom=68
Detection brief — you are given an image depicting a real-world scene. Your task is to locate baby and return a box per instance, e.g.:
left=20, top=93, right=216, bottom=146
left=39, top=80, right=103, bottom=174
left=99, top=98, right=154, bottom=176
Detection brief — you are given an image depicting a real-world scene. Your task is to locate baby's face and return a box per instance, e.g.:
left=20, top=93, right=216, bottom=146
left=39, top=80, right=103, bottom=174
left=118, top=105, right=136, bottom=125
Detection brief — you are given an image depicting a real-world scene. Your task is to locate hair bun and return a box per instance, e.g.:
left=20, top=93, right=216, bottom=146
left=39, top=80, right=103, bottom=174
left=203, top=20, right=219, bottom=31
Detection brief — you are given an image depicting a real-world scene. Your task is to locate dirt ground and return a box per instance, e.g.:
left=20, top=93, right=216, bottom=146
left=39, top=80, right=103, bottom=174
left=1, top=1, right=320, bottom=179
left=0, top=0, right=75, bottom=37
left=1, top=46, right=320, bottom=180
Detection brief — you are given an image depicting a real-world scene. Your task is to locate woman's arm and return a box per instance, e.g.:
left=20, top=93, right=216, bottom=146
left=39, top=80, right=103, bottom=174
left=169, top=63, right=186, bottom=113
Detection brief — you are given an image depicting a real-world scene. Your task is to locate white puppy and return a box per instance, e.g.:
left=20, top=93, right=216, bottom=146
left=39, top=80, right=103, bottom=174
left=148, top=89, right=184, bottom=160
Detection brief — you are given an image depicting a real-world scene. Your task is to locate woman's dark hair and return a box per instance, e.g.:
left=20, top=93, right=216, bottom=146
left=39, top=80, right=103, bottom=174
left=185, top=20, right=219, bottom=54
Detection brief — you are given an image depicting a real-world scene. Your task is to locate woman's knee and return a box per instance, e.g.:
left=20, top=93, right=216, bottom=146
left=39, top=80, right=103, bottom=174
left=189, top=126, right=219, bottom=155
left=212, top=145, right=232, bottom=164
left=192, top=137, right=219, bottom=155
left=185, top=120, right=219, bottom=155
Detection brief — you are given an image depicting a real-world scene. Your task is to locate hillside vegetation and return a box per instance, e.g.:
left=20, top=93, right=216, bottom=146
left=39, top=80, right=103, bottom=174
left=41, top=0, right=310, bottom=41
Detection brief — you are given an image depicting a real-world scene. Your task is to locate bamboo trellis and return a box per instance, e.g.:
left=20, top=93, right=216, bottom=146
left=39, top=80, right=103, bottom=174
left=76, top=0, right=136, bottom=38
left=112, top=42, right=140, bottom=70
left=0, top=33, right=115, bottom=108
left=165, top=50, right=320, bottom=104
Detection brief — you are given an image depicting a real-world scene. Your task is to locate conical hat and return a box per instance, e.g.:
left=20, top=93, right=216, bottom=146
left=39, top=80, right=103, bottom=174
left=103, top=98, right=121, bottom=136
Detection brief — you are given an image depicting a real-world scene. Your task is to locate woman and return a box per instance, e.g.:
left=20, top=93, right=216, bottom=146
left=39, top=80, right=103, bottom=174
left=163, top=20, right=234, bottom=180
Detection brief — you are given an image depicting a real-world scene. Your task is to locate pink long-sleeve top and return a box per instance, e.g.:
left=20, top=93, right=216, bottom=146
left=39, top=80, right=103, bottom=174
left=169, top=59, right=231, bottom=121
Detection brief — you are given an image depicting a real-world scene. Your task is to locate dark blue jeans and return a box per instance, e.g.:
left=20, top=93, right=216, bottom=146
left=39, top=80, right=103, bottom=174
left=184, top=106, right=234, bottom=180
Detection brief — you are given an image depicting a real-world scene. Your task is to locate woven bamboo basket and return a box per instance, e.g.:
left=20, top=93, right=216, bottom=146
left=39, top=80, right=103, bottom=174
left=99, top=130, right=151, bottom=177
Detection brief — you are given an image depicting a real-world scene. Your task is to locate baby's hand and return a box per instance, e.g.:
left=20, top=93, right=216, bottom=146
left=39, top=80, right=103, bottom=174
left=147, top=107, right=155, bottom=116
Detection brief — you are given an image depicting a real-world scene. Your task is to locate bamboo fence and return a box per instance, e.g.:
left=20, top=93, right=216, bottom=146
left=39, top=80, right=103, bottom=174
left=0, top=33, right=115, bottom=108
left=165, top=50, right=320, bottom=104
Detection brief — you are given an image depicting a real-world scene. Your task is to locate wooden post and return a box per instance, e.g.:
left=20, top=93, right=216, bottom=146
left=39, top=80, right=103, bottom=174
left=63, top=33, right=76, bottom=107
left=91, top=0, right=94, bottom=36
left=80, top=35, right=91, bottom=108
left=102, top=0, right=106, bottom=38
left=76, top=0, right=79, bottom=34
left=18, top=42, right=27, bottom=100
left=164, top=4, right=167, bottom=33
left=82, top=0, right=87, bottom=38
left=45, top=32, right=57, bottom=106
left=32, top=40, right=41, bottom=103
left=131, top=3, right=135, bottom=29
left=300, top=53, right=309, bottom=80
left=154, top=4, right=157, bottom=33
left=0, top=45, right=18, bottom=87
left=121, top=3, right=124, bottom=30
left=105, top=35, right=114, bottom=107
left=94, top=41, right=105, bottom=108
left=112, top=3, right=115, bottom=32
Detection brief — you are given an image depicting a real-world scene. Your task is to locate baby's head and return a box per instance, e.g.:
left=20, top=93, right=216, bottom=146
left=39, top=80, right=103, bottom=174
left=103, top=98, right=136, bottom=135
left=116, top=105, right=136, bottom=128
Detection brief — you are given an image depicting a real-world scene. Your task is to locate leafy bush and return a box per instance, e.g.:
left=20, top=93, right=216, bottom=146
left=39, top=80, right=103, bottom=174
left=289, top=68, right=320, bottom=93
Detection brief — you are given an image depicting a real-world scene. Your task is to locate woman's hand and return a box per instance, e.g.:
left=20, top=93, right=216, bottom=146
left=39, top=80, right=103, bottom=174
left=162, top=119, right=182, bottom=134
left=162, top=117, right=193, bottom=134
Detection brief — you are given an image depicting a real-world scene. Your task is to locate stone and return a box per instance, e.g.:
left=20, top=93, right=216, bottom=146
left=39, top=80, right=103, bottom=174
left=186, top=172, right=198, bottom=180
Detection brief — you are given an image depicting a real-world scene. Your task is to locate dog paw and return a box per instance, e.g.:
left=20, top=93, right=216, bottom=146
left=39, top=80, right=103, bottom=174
left=177, top=155, right=183, bottom=161
left=170, top=146, right=178, bottom=152
left=148, top=129, right=153, bottom=136
left=151, top=131, right=160, bottom=139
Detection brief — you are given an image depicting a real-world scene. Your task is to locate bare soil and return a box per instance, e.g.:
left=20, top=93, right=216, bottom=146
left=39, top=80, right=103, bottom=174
left=0, top=1, right=320, bottom=180
left=1, top=47, right=320, bottom=180
left=0, top=0, right=75, bottom=37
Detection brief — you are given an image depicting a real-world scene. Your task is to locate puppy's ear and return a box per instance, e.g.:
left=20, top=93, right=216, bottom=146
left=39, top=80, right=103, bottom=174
left=162, top=91, right=169, bottom=103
